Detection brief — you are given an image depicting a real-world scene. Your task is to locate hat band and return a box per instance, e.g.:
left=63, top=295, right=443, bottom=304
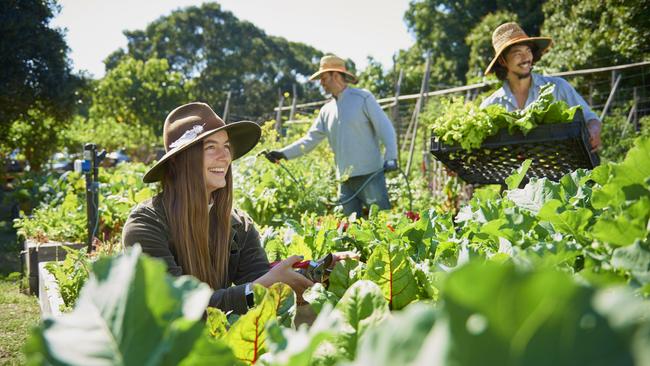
left=495, top=35, right=531, bottom=53
left=168, top=124, right=206, bottom=150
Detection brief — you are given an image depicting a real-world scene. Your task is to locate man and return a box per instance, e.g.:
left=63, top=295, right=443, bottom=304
left=480, top=22, right=602, bottom=151
left=266, top=54, right=398, bottom=217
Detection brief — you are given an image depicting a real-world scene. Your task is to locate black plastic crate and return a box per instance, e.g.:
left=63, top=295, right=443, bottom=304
left=429, top=113, right=600, bottom=185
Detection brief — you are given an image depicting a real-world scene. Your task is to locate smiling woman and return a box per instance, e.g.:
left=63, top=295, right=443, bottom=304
left=122, top=102, right=313, bottom=314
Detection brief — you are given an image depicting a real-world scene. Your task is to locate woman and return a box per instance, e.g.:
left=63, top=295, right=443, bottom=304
left=122, top=102, right=313, bottom=314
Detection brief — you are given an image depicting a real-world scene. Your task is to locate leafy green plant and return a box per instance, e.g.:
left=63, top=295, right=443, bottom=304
left=44, top=246, right=90, bottom=312
left=424, top=84, right=579, bottom=151
left=14, top=162, right=154, bottom=244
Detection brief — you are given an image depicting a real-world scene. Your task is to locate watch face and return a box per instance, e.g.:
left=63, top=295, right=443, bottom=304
left=246, top=292, right=255, bottom=309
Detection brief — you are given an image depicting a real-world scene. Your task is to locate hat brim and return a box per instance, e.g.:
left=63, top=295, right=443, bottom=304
left=484, top=37, right=553, bottom=75
left=142, top=120, right=261, bottom=183
left=309, top=68, right=358, bottom=84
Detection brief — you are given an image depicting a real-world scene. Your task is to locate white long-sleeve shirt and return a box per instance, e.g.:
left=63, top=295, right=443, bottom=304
left=280, top=87, right=398, bottom=178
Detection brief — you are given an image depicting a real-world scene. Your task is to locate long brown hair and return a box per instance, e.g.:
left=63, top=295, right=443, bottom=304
left=162, top=142, right=232, bottom=289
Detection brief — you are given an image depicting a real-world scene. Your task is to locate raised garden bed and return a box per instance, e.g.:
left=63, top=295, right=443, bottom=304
left=22, top=239, right=85, bottom=295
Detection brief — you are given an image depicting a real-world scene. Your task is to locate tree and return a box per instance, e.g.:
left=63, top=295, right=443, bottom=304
left=539, top=0, right=650, bottom=109
left=357, top=57, right=394, bottom=99
left=90, top=57, right=189, bottom=136
left=540, top=0, right=650, bottom=72
left=404, top=0, right=544, bottom=84
left=105, top=3, right=324, bottom=120
left=0, top=0, right=78, bottom=170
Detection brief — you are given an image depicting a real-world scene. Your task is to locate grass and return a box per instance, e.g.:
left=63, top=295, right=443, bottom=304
left=0, top=212, right=39, bottom=365
left=0, top=275, right=39, bottom=365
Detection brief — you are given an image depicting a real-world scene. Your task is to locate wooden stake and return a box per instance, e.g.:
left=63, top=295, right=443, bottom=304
left=223, top=91, right=232, bottom=122
left=405, top=54, right=431, bottom=177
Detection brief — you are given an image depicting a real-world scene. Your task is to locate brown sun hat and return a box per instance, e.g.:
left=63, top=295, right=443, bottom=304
left=309, top=54, right=358, bottom=84
left=484, top=22, right=553, bottom=76
left=142, top=102, right=260, bottom=183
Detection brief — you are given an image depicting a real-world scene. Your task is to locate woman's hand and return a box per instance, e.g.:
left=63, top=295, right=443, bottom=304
left=254, top=255, right=314, bottom=299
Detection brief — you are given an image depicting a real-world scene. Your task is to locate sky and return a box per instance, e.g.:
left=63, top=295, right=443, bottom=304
left=51, top=0, right=416, bottom=78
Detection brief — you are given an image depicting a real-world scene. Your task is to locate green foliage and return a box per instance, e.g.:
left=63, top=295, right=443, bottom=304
left=356, top=56, right=394, bottom=99
left=44, top=246, right=89, bottom=311
left=106, top=2, right=324, bottom=119
left=59, top=115, right=158, bottom=161
left=540, top=0, right=650, bottom=72
left=425, top=84, right=578, bottom=150
left=89, top=57, right=189, bottom=136
left=0, top=0, right=78, bottom=162
left=600, top=114, right=650, bottom=163
left=4, top=108, right=65, bottom=171
left=14, top=162, right=154, bottom=243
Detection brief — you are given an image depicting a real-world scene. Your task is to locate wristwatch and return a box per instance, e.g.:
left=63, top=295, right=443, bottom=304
left=245, top=282, right=255, bottom=309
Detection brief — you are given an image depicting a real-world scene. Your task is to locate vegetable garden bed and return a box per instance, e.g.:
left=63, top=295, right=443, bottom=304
left=22, top=239, right=84, bottom=295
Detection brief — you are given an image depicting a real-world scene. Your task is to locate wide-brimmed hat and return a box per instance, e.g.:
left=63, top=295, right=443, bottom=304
left=309, top=55, right=358, bottom=84
left=143, top=102, right=260, bottom=183
left=484, top=22, right=553, bottom=75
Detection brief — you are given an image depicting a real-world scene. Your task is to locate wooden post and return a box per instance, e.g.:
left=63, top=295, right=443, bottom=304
left=600, top=73, right=622, bottom=120
left=626, top=87, right=639, bottom=131
left=405, top=54, right=432, bottom=177
left=392, top=69, right=404, bottom=162
left=275, top=89, right=285, bottom=137
left=289, top=84, right=298, bottom=122
left=392, top=69, right=404, bottom=128
left=223, top=91, right=232, bottom=122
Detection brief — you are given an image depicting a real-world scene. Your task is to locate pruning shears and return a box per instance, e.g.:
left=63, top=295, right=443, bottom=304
left=270, top=253, right=334, bottom=283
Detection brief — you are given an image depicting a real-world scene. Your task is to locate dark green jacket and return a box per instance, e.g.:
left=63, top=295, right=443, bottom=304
left=122, top=194, right=269, bottom=314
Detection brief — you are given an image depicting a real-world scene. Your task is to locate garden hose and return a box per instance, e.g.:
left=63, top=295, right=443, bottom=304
left=259, top=151, right=413, bottom=211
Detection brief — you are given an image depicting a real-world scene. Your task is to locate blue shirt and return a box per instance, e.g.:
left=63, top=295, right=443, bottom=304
left=280, top=87, right=398, bottom=178
left=480, top=73, right=600, bottom=122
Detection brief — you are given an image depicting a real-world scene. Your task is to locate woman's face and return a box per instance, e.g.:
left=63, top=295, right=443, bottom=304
left=202, top=130, right=231, bottom=193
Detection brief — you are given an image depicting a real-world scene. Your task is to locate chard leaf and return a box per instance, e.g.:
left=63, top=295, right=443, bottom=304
left=178, top=330, right=243, bottom=366
left=206, top=307, right=229, bottom=339
left=440, top=261, right=638, bottom=366
left=302, top=283, right=339, bottom=314
left=365, top=243, right=418, bottom=310
left=334, top=280, right=389, bottom=359
left=354, top=303, right=437, bottom=366
left=329, top=259, right=363, bottom=298
left=268, top=283, right=297, bottom=328
left=224, top=284, right=276, bottom=364
left=261, top=306, right=338, bottom=366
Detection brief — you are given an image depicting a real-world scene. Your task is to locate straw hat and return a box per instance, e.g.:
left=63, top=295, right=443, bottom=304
left=309, top=55, right=358, bottom=84
left=484, top=22, right=553, bottom=75
left=143, top=102, right=260, bottom=183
